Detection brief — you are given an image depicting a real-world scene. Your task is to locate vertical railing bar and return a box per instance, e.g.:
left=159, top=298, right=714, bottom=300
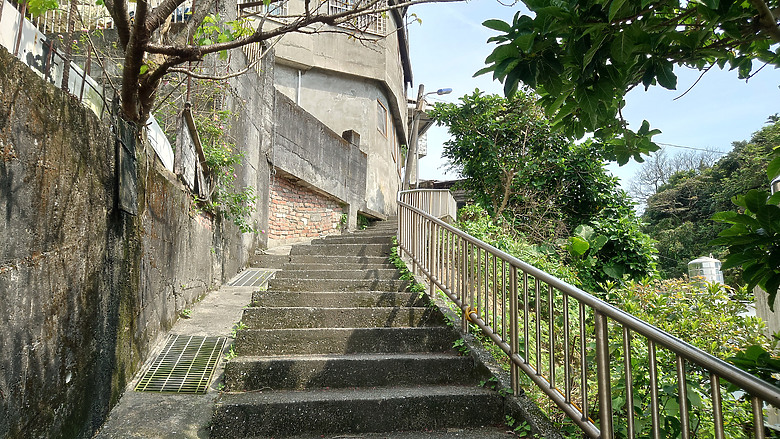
left=752, top=396, right=766, bottom=439
left=510, top=265, right=519, bottom=395
left=523, top=271, right=529, bottom=364
left=535, top=277, right=541, bottom=377
left=548, top=284, right=555, bottom=390
left=501, top=259, right=507, bottom=341
left=623, top=326, right=635, bottom=438
left=476, top=246, right=482, bottom=318
left=677, top=355, right=690, bottom=439
left=648, top=340, right=661, bottom=439
left=428, top=221, right=435, bottom=297
left=711, top=374, right=725, bottom=439
left=595, top=311, right=613, bottom=438
left=460, top=238, right=467, bottom=333
left=491, top=253, right=497, bottom=334
left=483, top=252, right=488, bottom=332
left=579, top=301, right=589, bottom=422
left=563, top=291, right=572, bottom=403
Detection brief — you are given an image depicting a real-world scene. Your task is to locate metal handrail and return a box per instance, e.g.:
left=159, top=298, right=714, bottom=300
left=397, top=190, right=780, bottom=439
left=399, top=189, right=457, bottom=223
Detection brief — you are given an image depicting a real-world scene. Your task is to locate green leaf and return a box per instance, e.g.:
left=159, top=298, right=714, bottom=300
left=582, top=34, right=607, bottom=71
left=569, top=236, right=590, bottom=256
left=608, top=0, right=628, bottom=22
left=514, top=34, right=536, bottom=53
left=745, top=190, right=770, bottom=214
left=139, top=64, right=149, bottom=75
left=590, top=234, right=608, bottom=253
left=483, top=19, right=512, bottom=33
left=603, top=263, right=626, bottom=279
left=722, top=252, right=762, bottom=270
left=655, top=61, right=677, bottom=90
left=767, top=155, right=780, bottom=181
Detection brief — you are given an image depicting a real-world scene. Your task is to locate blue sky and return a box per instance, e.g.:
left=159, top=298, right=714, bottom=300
left=407, top=1, right=780, bottom=190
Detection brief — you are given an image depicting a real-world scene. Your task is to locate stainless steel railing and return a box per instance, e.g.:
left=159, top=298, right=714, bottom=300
left=399, top=189, right=457, bottom=223
left=397, top=190, right=780, bottom=438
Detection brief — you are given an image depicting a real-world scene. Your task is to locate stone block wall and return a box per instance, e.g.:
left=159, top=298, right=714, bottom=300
left=268, top=174, right=344, bottom=243
left=0, top=44, right=272, bottom=438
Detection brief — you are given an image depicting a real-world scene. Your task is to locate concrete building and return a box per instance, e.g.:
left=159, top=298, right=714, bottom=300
left=240, top=0, right=411, bottom=218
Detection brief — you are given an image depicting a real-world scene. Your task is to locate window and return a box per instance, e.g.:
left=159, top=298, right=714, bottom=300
left=377, top=100, right=387, bottom=137
left=238, top=0, right=288, bottom=19
left=328, top=0, right=387, bottom=35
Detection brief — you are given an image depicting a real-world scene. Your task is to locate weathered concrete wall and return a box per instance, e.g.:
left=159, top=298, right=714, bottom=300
left=226, top=48, right=276, bottom=252
left=275, top=66, right=402, bottom=215
left=0, top=44, right=262, bottom=438
left=268, top=175, right=344, bottom=244
left=0, top=46, right=135, bottom=438
left=273, top=90, right=367, bottom=227
left=270, top=0, right=406, bottom=217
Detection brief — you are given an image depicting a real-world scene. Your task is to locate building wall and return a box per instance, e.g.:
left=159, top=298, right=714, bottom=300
left=268, top=175, right=344, bottom=244
left=268, top=0, right=407, bottom=216
left=272, top=90, right=367, bottom=232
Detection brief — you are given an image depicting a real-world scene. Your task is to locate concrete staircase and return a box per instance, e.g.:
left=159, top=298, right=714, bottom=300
left=210, top=219, right=513, bottom=438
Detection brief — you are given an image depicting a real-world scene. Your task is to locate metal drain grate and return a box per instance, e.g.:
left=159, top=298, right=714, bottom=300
left=228, top=268, right=275, bottom=287
left=135, top=335, right=226, bottom=394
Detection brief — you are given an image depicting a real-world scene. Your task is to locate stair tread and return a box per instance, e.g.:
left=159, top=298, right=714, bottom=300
left=217, top=384, right=500, bottom=404
left=228, top=352, right=464, bottom=362
left=269, top=427, right=512, bottom=439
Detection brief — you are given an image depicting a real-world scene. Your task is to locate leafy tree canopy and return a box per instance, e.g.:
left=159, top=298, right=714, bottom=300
left=477, top=0, right=780, bottom=165
left=431, top=90, right=657, bottom=289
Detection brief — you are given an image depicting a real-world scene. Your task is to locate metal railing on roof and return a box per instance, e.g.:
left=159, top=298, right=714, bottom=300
left=397, top=189, right=780, bottom=438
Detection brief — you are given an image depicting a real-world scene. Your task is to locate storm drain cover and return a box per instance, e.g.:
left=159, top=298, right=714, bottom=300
left=228, top=268, right=275, bottom=287
left=135, top=335, right=226, bottom=394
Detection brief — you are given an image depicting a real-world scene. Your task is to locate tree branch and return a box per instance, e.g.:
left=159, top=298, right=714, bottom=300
left=145, top=0, right=186, bottom=35
left=749, top=0, right=780, bottom=42
left=144, top=0, right=462, bottom=57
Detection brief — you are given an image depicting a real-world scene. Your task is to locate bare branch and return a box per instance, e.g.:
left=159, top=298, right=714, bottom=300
left=749, top=0, right=780, bottom=42
left=144, top=0, right=462, bottom=57
left=146, top=0, right=187, bottom=34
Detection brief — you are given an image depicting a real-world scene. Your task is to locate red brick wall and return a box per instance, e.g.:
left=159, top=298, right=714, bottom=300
left=268, top=175, right=344, bottom=242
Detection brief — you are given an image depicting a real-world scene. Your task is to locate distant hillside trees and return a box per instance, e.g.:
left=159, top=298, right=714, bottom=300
left=640, top=120, right=779, bottom=282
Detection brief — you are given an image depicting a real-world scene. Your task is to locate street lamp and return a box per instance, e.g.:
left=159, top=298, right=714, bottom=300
left=403, top=85, right=452, bottom=190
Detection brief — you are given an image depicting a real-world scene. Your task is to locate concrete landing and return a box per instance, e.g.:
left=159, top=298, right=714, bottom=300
left=93, top=284, right=256, bottom=439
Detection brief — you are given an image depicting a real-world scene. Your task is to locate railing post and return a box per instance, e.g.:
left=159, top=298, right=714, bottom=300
left=510, top=266, right=519, bottom=395
left=595, top=311, right=613, bottom=438
left=429, top=222, right=435, bottom=298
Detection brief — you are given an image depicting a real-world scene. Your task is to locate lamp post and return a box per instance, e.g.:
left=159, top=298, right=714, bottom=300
left=402, top=85, right=452, bottom=190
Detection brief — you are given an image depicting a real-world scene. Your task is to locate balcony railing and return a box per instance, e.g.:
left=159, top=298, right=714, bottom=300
left=397, top=189, right=780, bottom=438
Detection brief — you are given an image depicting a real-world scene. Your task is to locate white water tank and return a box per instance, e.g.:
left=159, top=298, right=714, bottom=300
left=688, top=256, right=725, bottom=284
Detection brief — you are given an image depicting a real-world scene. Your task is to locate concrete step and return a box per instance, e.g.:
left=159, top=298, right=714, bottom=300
left=290, top=243, right=393, bottom=257
left=280, top=262, right=398, bottom=271
left=282, top=255, right=392, bottom=265
left=251, top=291, right=426, bottom=308
left=243, top=427, right=515, bottom=438
left=210, top=385, right=505, bottom=438
left=311, top=235, right=393, bottom=245
left=273, top=268, right=401, bottom=280
left=249, top=254, right=290, bottom=269
left=267, top=278, right=410, bottom=292
left=223, top=353, right=477, bottom=391
left=233, top=327, right=457, bottom=356
left=240, top=306, right=445, bottom=329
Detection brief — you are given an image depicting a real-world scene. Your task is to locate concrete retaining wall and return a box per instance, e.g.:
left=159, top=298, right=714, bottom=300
left=0, top=46, right=251, bottom=438
left=273, top=90, right=367, bottom=230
